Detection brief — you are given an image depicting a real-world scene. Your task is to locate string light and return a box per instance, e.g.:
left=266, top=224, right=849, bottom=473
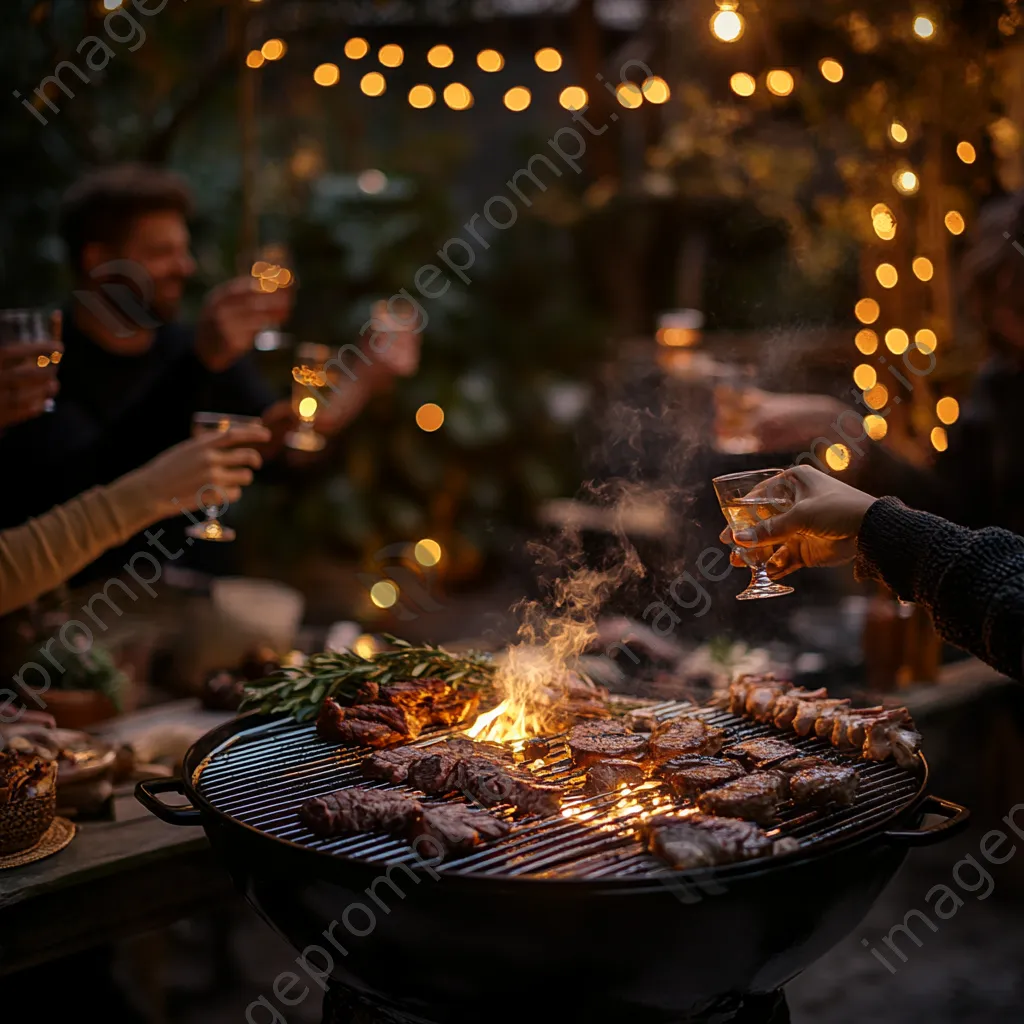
left=885, top=328, right=910, bottom=354
left=855, top=298, right=880, bottom=324
left=889, top=120, right=909, bottom=144
left=615, top=82, right=643, bottom=108
left=298, top=396, right=318, bottom=420
left=825, top=444, right=851, bottom=471
left=370, top=580, right=399, bottom=609
left=443, top=83, right=473, bottom=110
left=314, top=63, right=340, bottom=87
left=414, top=539, right=443, bottom=567
left=344, top=38, right=369, bottom=60
left=864, top=384, right=889, bottom=410
left=912, top=257, right=934, bottom=281
left=957, top=141, right=977, bottom=164
left=945, top=210, right=966, bottom=235
left=931, top=426, right=948, bottom=451
left=643, top=77, right=671, bottom=104
left=856, top=329, right=879, bottom=354
left=379, top=44, right=404, bottom=68
left=936, top=397, right=960, bottom=424
left=535, top=48, right=562, bottom=72
left=913, top=15, right=937, bottom=39
left=261, top=39, right=286, bottom=61
left=872, top=204, right=897, bottom=240
left=893, top=169, right=919, bottom=195
left=503, top=86, right=531, bottom=112
left=915, top=328, right=938, bottom=353
left=360, top=72, right=386, bottom=97
left=416, top=402, right=445, bottom=431
left=428, top=44, right=454, bottom=68
left=876, top=263, right=899, bottom=288
left=559, top=86, right=588, bottom=111
left=864, top=414, right=888, bottom=440
left=408, top=84, right=435, bottom=109
left=766, top=70, right=795, bottom=96
left=730, top=73, right=756, bottom=96
left=710, top=9, right=745, bottom=42
left=819, top=58, right=844, bottom=82
left=853, top=364, right=878, bottom=389
left=246, top=50, right=265, bottom=69
left=477, top=49, right=503, bottom=72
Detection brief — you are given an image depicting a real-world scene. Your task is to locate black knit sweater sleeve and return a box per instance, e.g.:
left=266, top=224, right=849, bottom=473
left=855, top=497, right=1024, bottom=681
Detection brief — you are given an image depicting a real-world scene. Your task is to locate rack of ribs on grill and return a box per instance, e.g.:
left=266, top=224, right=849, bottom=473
left=644, top=814, right=799, bottom=870
left=315, top=679, right=482, bottom=749
left=658, top=757, right=748, bottom=800
left=696, top=772, right=786, bottom=824
left=726, top=675, right=922, bottom=767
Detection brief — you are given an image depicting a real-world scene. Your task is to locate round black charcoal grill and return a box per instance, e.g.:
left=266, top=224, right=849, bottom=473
left=138, top=701, right=968, bottom=1024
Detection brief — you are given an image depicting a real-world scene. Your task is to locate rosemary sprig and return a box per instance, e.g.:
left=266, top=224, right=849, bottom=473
left=240, top=635, right=497, bottom=722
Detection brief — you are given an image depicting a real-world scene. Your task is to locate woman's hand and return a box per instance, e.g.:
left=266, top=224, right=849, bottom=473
left=719, top=465, right=877, bottom=579
left=0, top=311, right=63, bottom=430
left=131, top=423, right=271, bottom=519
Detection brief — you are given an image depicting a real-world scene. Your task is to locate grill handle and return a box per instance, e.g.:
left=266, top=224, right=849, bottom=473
left=135, top=777, right=202, bottom=825
left=883, top=795, right=970, bottom=847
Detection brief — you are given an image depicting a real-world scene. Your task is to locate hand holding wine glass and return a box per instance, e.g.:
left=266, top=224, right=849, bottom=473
left=0, top=309, right=62, bottom=429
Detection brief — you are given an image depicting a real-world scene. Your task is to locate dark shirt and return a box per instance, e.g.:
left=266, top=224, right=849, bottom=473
left=857, top=497, right=1024, bottom=680
left=0, top=309, right=276, bottom=580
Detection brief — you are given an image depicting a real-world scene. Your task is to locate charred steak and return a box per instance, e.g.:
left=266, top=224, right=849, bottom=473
left=361, top=746, right=426, bottom=784
left=299, top=788, right=421, bottom=837
left=648, top=717, right=726, bottom=762
left=724, top=737, right=799, bottom=768
left=408, top=804, right=510, bottom=856
left=696, top=772, right=786, bottom=824
left=777, top=757, right=859, bottom=806
left=658, top=756, right=748, bottom=800
left=584, top=759, right=647, bottom=796
left=644, top=813, right=797, bottom=870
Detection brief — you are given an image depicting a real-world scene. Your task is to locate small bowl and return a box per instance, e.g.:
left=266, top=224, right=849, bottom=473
left=0, top=756, right=57, bottom=855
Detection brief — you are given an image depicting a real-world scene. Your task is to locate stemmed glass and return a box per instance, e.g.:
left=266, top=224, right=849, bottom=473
left=185, top=412, right=263, bottom=542
left=0, top=308, right=61, bottom=412
left=713, top=468, right=795, bottom=601
left=251, top=244, right=295, bottom=352
left=285, top=342, right=330, bottom=452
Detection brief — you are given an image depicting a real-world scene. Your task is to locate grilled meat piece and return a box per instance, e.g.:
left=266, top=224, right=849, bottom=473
left=863, top=711, right=921, bottom=767
left=624, top=708, right=661, bottom=733
left=522, top=738, right=551, bottom=761
left=644, top=813, right=790, bottom=869
left=728, top=675, right=788, bottom=715
left=724, top=737, right=800, bottom=768
left=361, top=746, right=426, bottom=784
left=458, top=757, right=562, bottom=817
left=648, top=718, right=726, bottom=762
left=770, top=688, right=828, bottom=730
left=408, top=804, right=510, bottom=856
left=696, top=772, right=785, bottom=824
left=658, top=756, right=748, bottom=800
left=375, top=678, right=450, bottom=708
left=316, top=698, right=419, bottom=747
left=429, top=690, right=482, bottom=727
left=778, top=758, right=858, bottom=806
left=584, top=759, right=647, bottom=796
left=407, top=752, right=463, bottom=795
left=569, top=729, right=647, bottom=767
left=299, top=788, right=421, bottom=837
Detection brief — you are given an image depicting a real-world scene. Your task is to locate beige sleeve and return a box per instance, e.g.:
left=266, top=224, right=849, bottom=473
left=0, top=471, right=158, bottom=615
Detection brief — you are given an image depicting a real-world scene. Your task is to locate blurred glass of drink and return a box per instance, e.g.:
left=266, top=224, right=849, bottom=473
left=285, top=342, right=331, bottom=452
left=251, top=244, right=295, bottom=352
left=0, top=308, right=61, bottom=412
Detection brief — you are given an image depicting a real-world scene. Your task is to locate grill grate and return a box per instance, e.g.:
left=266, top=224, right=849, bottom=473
left=194, top=702, right=921, bottom=881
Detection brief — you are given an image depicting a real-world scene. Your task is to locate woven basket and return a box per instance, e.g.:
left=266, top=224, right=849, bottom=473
left=0, top=761, right=57, bottom=855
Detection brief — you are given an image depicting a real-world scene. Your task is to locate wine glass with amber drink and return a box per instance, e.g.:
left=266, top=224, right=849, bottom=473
left=713, top=468, right=795, bottom=601
left=285, top=342, right=331, bottom=452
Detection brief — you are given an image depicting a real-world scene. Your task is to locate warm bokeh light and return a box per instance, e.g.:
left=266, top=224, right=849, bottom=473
left=819, top=58, right=844, bottom=83
left=616, top=82, right=643, bottom=108
left=246, top=50, right=265, bottom=69
left=864, top=414, right=888, bottom=440
left=261, top=39, right=286, bottom=61
left=428, top=44, right=454, bottom=68
left=872, top=204, right=897, bottom=240
left=864, top=384, right=890, bottom=410
left=957, top=141, right=977, bottom=164
left=885, top=328, right=910, bottom=354
left=936, top=397, right=960, bottom=424
left=913, top=15, right=936, bottom=39
left=931, top=426, right=948, bottom=452
left=643, top=76, right=671, bottom=104
left=915, top=328, right=938, bottom=353
left=876, top=263, right=899, bottom=289
left=344, top=37, right=369, bottom=60
left=559, top=86, right=589, bottom=111
left=853, top=364, right=878, bottom=390
left=477, top=49, right=503, bottom=72
left=710, top=9, right=745, bottom=42
left=766, top=70, right=795, bottom=96
left=408, top=84, right=435, bottom=109
left=414, top=538, right=443, bottom=567
left=370, top=580, right=399, bottom=609
left=855, top=298, right=881, bottom=324
left=298, top=396, right=318, bottom=420
left=912, top=256, right=934, bottom=281
left=416, top=402, right=445, bottom=431
left=314, top=63, right=340, bottom=87
left=379, top=44, right=404, bottom=68
left=825, top=444, right=851, bottom=472
left=360, top=72, right=386, bottom=97
left=893, top=169, right=919, bottom=195
left=357, top=169, right=388, bottom=194
left=730, top=72, right=756, bottom=97
left=36, top=354, right=50, bottom=368
left=945, top=210, right=966, bottom=235
left=889, top=121, right=909, bottom=144
left=856, top=329, right=879, bottom=355
left=503, top=86, right=531, bottom=112
left=443, top=83, right=473, bottom=110
left=535, top=47, right=562, bottom=72
left=353, top=634, right=377, bottom=659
